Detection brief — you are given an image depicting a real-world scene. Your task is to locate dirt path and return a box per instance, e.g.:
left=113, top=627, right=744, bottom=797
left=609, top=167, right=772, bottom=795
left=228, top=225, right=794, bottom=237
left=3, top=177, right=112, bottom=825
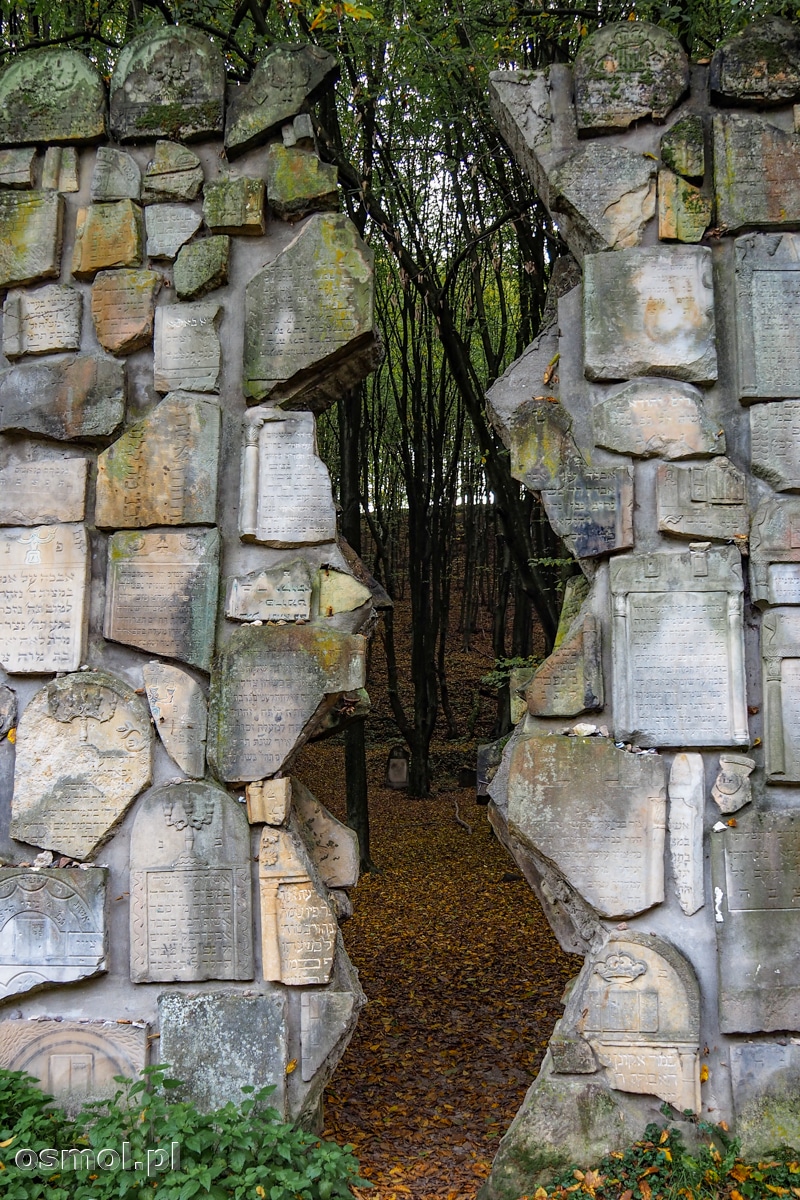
left=294, top=741, right=581, bottom=1200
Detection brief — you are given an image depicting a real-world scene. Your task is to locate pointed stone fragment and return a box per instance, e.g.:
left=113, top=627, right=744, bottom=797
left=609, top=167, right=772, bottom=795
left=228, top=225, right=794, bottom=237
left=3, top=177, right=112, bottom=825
left=96, top=392, right=219, bottom=528
left=225, top=43, right=339, bottom=157
left=0, top=48, right=105, bottom=144
left=265, top=145, right=338, bottom=221
left=258, top=825, right=337, bottom=985
left=143, top=661, right=207, bottom=779
left=0, top=354, right=124, bottom=441
left=0, top=192, right=63, bottom=288
left=90, top=269, right=160, bottom=355
left=525, top=613, right=603, bottom=717
left=548, top=144, right=656, bottom=255
left=91, top=147, right=141, bottom=202
left=292, top=778, right=359, bottom=888
left=173, top=235, right=229, bottom=300
left=243, top=214, right=380, bottom=411
left=142, top=141, right=203, bottom=203
left=110, top=26, right=225, bottom=142
left=573, top=21, right=689, bottom=132
left=71, top=200, right=142, bottom=279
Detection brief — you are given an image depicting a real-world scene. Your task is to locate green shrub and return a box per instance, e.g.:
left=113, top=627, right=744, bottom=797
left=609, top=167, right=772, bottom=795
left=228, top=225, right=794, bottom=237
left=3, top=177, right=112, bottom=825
left=0, top=1064, right=369, bottom=1200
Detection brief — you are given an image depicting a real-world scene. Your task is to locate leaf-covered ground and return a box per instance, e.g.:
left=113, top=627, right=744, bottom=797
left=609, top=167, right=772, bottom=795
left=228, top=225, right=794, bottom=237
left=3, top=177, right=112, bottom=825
left=294, top=739, right=582, bottom=1200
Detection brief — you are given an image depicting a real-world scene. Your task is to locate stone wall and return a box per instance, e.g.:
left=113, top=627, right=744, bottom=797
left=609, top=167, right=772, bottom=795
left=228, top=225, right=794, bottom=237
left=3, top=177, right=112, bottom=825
left=0, top=29, right=382, bottom=1123
left=485, top=16, right=800, bottom=1196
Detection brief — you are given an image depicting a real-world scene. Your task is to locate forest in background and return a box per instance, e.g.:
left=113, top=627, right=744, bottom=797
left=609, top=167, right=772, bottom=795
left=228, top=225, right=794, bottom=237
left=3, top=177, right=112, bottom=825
left=0, top=0, right=793, bottom=813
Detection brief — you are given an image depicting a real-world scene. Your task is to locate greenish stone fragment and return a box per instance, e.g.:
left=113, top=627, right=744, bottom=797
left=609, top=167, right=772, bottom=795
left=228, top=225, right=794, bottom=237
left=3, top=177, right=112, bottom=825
left=265, top=145, right=338, bottom=221
left=203, top=176, right=265, bottom=235
left=658, top=168, right=712, bottom=243
left=0, top=48, right=106, bottom=145
left=711, top=16, right=800, bottom=106
left=225, top=43, right=339, bottom=157
left=142, top=140, right=203, bottom=203
left=110, top=26, right=224, bottom=142
left=173, top=236, right=230, bottom=301
left=0, top=148, right=36, bottom=189
left=0, top=191, right=63, bottom=287
left=660, top=114, right=705, bottom=181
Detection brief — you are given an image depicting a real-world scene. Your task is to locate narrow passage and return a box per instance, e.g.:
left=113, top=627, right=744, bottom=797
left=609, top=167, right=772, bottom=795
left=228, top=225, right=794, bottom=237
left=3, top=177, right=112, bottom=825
left=295, top=740, right=581, bottom=1200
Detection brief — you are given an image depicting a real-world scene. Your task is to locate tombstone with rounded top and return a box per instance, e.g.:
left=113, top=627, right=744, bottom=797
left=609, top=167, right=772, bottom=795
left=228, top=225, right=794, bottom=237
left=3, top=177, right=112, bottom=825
left=0, top=48, right=106, bottom=145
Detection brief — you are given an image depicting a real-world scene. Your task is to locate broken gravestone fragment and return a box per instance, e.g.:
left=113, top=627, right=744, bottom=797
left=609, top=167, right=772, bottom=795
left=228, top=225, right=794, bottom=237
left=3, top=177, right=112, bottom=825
left=0, top=455, right=87, bottom=526
left=243, top=213, right=380, bottom=411
left=0, top=148, right=35, bottom=188
left=225, top=43, right=339, bottom=157
left=0, top=192, right=63, bottom=288
left=711, top=17, right=800, bottom=107
left=656, top=458, right=749, bottom=540
left=130, top=781, right=252, bottom=982
left=0, top=354, right=124, bottom=441
left=486, top=322, right=561, bottom=448
left=660, top=115, right=705, bottom=181
left=507, top=735, right=666, bottom=919
left=548, top=144, right=656, bottom=255
left=71, top=200, right=143, bottom=279
left=592, top=379, right=725, bottom=459
left=750, top=402, right=800, bottom=490
left=541, top=455, right=634, bottom=559
left=735, top=232, right=800, bottom=400
left=3, top=285, right=82, bottom=359
left=762, top=608, right=800, bottom=781
left=291, top=777, right=359, bottom=888
left=0, top=48, right=105, bottom=144
left=109, top=26, right=225, bottom=142
left=90, top=269, right=160, bottom=355
left=524, top=612, right=602, bottom=717
left=41, top=146, right=79, bottom=193
left=173, top=236, right=229, bottom=300
left=750, top=495, right=800, bottom=606
left=0, top=524, right=88, bottom=674
left=258, top=825, right=337, bottom=985
left=203, top=177, right=265, bottom=235
left=91, top=148, right=142, bottom=202
left=265, top=145, right=339, bottom=222
left=246, top=778, right=292, bottom=826
left=145, top=204, right=202, bottom=259
left=573, top=21, right=689, bottom=133
left=154, top=303, right=221, bottom=394
left=712, top=753, right=755, bottom=813
left=668, top=753, right=705, bottom=916
left=225, top=560, right=314, bottom=623
left=714, top=116, right=800, bottom=232
left=142, top=661, right=208, bottom=779
left=657, top=169, right=712, bottom=243
left=11, top=670, right=152, bottom=858
left=142, top=141, right=204, bottom=203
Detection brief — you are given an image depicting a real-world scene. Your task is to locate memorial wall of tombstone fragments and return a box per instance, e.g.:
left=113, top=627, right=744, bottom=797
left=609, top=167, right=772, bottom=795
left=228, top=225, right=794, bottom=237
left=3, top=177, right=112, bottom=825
left=0, top=27, right=383, bottom=1123
left=483, top=16, right=800, bottom=1196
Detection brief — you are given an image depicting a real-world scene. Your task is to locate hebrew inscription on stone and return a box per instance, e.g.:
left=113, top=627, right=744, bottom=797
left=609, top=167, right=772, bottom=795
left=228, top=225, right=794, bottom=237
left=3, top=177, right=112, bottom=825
left=0, top=457, right=87, bottom=526
left=735, top=232, right=800, bottom=400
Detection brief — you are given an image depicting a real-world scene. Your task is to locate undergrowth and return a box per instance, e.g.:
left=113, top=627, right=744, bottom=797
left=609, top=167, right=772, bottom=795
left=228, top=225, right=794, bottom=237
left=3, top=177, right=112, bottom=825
left=526, top=1117, right=800, bottom=1200
left=0, top=1063, right=368, bottom=1200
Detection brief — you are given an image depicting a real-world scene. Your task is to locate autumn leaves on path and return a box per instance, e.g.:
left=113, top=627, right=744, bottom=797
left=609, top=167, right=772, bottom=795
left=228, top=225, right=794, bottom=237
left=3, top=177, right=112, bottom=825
left=295, top=742, right=580, bottom=1200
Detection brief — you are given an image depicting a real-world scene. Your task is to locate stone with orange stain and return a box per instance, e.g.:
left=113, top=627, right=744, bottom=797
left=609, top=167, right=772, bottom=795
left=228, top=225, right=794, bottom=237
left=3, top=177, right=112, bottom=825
left=658, top=169, right=712, bottom=244
left=0, top=353, right=124, bottom=441
left=265, top=145, right=338, bottom=222
left=91, top=268, right=160, bottom=355
left=71, top=200, right=143, bottom=280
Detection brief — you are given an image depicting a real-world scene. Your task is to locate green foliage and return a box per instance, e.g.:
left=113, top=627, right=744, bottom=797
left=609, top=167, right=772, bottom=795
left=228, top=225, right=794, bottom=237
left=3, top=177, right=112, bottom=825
left=481, top=655, right=540, bottom=690
left=0, top=1065, right=368, bottom=1200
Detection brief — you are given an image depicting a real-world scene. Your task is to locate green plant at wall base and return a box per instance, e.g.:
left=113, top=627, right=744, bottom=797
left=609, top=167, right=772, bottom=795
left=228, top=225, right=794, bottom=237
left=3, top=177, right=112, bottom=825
left=481, top=656, right=541, bottom=691
left=0, top=1065, right=369, bottom=1200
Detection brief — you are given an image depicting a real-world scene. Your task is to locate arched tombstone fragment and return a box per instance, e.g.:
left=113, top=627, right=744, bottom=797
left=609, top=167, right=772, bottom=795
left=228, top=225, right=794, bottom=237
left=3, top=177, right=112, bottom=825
left=130, top=781, right=253, bottom=982
left=553, top=932, right=701, bottom=1115
left=143, top=661, right=207, bottom=779
left=712, top=753, right=755, bottom=814
left=0, top=868, right=107, bottom=1001
left=0, top=192, right=63, bottom=288
left=225, top=43, right=339, bottom=158
left=0, top=48, right=106, bottom=144
left=507, top=735, right=666, bottom=920
left=592, top=379, right=725, bottom=460
left=573, top=21, right=689, bottom=133
left=109, top=26, right=225, bottom=142
left=0, top=354, right=125, bottom=442
left=142, top=141, right=203, bottom=203
left=11, top=670, right=152, bottom=860
left=710, top=17, right=800, bottom=107
left=668, top=753, right=705, bottom=916
left=208, top=624, right=366, bottom=782
left=243, top=213, right=381, bottom=412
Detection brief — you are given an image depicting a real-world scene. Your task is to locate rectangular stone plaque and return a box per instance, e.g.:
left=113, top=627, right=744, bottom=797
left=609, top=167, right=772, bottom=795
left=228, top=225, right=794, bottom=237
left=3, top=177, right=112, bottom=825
left=225, top=560, right=314, bottom=622
left=715, top=115, right=800, bottom=234
left=711, top=812, right=800, bottom=1032
left=750, top=497, right=800, bottom=605
left=736, top=233, right=800, bottom=401
left=656, top=458, right=749, bottom=540
left=610, top=545, right=749, bottom=747
left=751, top=401, right=800, bottom=490
left=104, top=529, right=219, bottom=671
left=542, top=460, right=633, bottom=559
left=239, top=409, right=336, bottom=547
left=276, top=881, right=337, bottom=985
left=3, top=284, right=82, bottom=358
left=761, top=608, right=800, bottom=781
left=154, top=302, right=221, bottom=394
left=730, top=1041, right=800, bottom=1141
left=0, top=191, right=63, bottom=288
left=0, top=457, right=87, bottom=525
left=0, top=523, right=88, bottom=673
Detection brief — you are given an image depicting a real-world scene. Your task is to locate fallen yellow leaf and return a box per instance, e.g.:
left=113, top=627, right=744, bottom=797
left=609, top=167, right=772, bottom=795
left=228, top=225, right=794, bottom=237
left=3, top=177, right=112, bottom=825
left=6, top=728, right=15, bottom=744
left=0, top=1138, right=13, bottom=1150
left=285, top=1058, right=297, bottom=1075
left=700, top=1064, right=709, bottom=1082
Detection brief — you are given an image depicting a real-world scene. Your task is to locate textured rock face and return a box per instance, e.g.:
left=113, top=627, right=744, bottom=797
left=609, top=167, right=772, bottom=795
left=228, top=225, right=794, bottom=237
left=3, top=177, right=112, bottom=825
left=0, top=28, right=371, bottom=1129
left=484, top=17, right=800, bottom=1195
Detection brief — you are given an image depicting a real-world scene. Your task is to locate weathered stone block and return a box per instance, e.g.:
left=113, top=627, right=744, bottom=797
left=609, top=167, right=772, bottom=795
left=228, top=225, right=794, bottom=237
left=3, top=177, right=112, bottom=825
left=143, top=661, right=207, bottom=779
left=507, top=735, right=666, bottom=918
left=265, top=145, right=338, bottom=221
left=142, top=141, right=203, bottom=203
left=549, top=145, right=656, bottom=253
left=202, top=176, right=265, bottom=235
left=11, top=670, right=152, bottom=858
left=736, top=232, right=800, bottom=401
left=660, top=115, right=705, bottom=181
left=541, top=457, right=634, bottom=559
left=243, top=213, right=380, bottom=410
left=225, top=43, right=339, bottom=157
left=750, top=496, right=800, bottom=605
left=90, top=268, right=160, bottom=355
left=144, top=203, right=202, bottom=259
left=0, top=48, right=105, bottom=144
left=668, top=753, right=704, bottom=916
left=3, top=284, right=81, bottom=358
left=658, top=169, right=712, bottom=243
left=41, top=146, right=79, bottom=193
left=573, top=22, right=689, bottom=132
left=731, top=1042, right=800, bottom=1156
left=715, top=115, right=800, bottom=232
left=712, top=753, right=755, bottom=814
left=300, top=991, right=356, bottom=1082
left=0, top=354, right=124, bottom=442
left=751, top=402, right=800, bottom=489
left=71, top=200, right=142, bottom=279
left=509, top=398, right=573, bottom=491
left=158, top=993, right=286, bottom=1114
left=173, top=235, right=229, bottom=300
left=258, top=826, right=337, bottom=985
left=0, top=191, right=63, bottom=288
left=593, top=379, right=725, bottom=460
left=712, top=811, right=800, bottom=1032
left=0, top=147, right=35, bottom=188
left=0, top=455, right=87, bottom=525
left=318, top=568, right=372, bottom=616
left=0, top=868, right=107, bottom=1000
left=208, top=624, right=366, bottom=781
left=130, top=782, right=252, bottom=982
left=762, top=608, right=800, bottom=781
left=154, top=302, right=221, bottom=393
left=96, top=391, right=220, bottom=528
left=656, top=458, right=749, bottom=540
left=292, top=777, right=359, bottom=887
left=104, top=529, right=219, bottom=671
left=226, top=560, right=314, bottom=622
left=525, top=615, right=602, bottom=717
left=487, top=321, right=561, bottom=449
left=90, top=147, right=141, bottom=202
left=239, top=409, right=337, bottom=547
left=246, top=777, right=292, bottom=825
left=110, top=26, right=225, bottom=142
left=0, top=523, right=88, bottom=674
left=584, top=246, right=717, bottom=383
left=610, top=545, right=748, bottom=747
left=711, top=17, right=800, bottom=106
left=0, top=1019, right=147, bottom=1114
